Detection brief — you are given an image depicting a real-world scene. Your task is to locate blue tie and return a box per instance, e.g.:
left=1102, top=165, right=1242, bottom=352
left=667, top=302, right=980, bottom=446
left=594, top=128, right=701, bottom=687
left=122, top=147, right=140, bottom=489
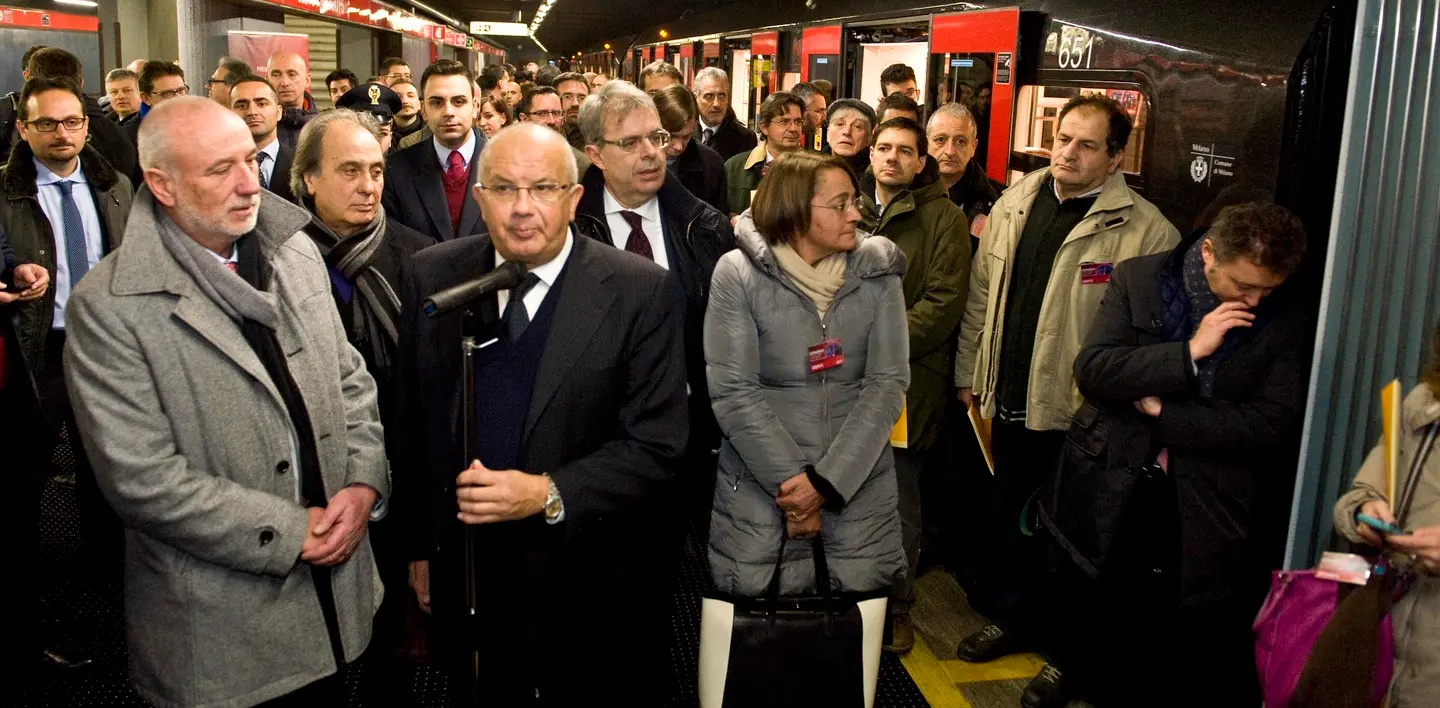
left=55, top=181, right=90, bottom=286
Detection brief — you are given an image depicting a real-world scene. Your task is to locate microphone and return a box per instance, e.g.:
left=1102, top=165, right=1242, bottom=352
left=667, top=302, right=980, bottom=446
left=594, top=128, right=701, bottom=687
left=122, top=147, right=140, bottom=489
left=423, top=260, right=528, bottom=317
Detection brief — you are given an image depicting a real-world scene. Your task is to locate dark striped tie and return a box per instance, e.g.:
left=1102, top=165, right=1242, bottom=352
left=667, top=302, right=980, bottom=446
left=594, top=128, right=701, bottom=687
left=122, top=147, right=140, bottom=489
left=55, top=181, right=90, bottom=285
left=503, top=273, right=542, bottom=341
left=257, top=151, right=271, bottom=189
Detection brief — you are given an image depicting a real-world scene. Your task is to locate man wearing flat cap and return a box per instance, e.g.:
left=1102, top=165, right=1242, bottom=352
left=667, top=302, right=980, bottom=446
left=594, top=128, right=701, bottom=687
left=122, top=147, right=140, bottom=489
left=337, top=82, right=401, bottom=152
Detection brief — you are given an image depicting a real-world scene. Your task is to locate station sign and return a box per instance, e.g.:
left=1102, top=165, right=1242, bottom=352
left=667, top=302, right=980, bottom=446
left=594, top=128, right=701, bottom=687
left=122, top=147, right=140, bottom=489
left=469, top=21, right=529, bottom=36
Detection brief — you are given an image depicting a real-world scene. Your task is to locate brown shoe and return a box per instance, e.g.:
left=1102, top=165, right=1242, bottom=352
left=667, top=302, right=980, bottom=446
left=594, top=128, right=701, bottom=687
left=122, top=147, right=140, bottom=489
left=884, top=614, right=915, bottom=654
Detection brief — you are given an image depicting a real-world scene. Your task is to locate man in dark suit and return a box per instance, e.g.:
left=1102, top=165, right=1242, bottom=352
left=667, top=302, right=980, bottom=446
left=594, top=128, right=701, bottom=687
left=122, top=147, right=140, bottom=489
left=693, top=66, right=757, bottom=160
left=382, top=59, right=487, bottom=243
left=230, top=76, right=296, bottom=204
left=572, top=80, right=733, bottom=527
left=651, top=83, right=728, bottom=213
left=397, top=123, right=687, bottom=706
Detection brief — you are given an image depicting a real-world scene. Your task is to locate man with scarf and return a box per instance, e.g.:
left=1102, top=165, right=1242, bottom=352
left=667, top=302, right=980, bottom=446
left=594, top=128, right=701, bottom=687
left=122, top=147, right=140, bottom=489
left=291, top=108, right=431, bottom=703
left=1035, top=202, right=1310, bottom=708
left=62, top=96, right=388, bottom=708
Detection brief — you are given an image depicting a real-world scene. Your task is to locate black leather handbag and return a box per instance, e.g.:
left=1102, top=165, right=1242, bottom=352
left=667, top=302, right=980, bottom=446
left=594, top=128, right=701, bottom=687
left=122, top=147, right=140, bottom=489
left=697, top=533, right=888, bottom=708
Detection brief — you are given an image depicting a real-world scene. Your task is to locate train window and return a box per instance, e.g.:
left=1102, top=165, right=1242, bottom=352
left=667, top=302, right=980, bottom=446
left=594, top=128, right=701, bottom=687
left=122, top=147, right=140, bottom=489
left=928, top=53, right=999, bottom=168
left=858, top=42, right=930, bottom=105
left=730, top=49, right=752, bottom=128
left=1010, top=84, right=1149, bottom=184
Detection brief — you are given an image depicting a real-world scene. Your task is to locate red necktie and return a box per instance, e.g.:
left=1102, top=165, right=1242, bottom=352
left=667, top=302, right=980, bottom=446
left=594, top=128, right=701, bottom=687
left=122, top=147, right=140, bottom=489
left=619, top=211, right=653, bottom=261
left=224, top=261, right=238, bottom=273
left=443, top=150, right=467, bottom=235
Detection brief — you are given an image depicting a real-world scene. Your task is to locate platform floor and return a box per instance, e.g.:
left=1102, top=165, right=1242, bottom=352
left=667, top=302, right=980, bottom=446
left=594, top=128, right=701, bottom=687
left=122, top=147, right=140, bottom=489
left=21, top=437, right=1073, bottom=708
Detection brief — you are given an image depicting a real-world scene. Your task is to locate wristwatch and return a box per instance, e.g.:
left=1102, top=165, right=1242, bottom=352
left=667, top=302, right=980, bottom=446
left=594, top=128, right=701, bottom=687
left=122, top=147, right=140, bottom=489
left=543, top=475, right=565, bottom=525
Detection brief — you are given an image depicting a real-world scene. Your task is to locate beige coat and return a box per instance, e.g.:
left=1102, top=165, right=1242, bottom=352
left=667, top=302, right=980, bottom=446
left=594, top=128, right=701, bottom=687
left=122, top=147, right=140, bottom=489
left=954, top=168, right=1179, bottom=431
left=1335, top=383, right=1440, bottom=708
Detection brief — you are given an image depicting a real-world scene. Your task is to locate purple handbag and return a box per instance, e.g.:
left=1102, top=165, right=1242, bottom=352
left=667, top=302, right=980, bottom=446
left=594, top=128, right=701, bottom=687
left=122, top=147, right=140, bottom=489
left=1252, top=569, right=1394, bottom=708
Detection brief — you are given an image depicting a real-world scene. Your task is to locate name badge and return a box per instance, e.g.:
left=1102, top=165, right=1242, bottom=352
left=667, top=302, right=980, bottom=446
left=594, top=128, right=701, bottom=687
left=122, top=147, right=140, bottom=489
left=808, top=338, right=845, bottom=373
left=1080, top=261, right=1114, bottom=285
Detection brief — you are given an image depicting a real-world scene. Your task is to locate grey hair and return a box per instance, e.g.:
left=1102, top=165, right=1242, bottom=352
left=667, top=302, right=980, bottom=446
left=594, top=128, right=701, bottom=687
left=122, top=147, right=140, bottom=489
left=479, top=122, right=579, bottom=184
left=578, top=79, right=657, bottom=147
left=790, top=82, right=820, bottom=104
left=927, top=102, right=978, bottom=136
left=289, top=108, right=383, bottom=199
left=693, top=67, right=728, bottom=92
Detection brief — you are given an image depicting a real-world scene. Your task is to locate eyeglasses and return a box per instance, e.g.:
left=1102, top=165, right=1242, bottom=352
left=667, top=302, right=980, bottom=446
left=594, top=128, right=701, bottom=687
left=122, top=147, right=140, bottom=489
left=599, top=129, right=670, bottom=152
left=525, top=109, right=564, bottom=120
left=151, top=85, right=189, bottom=99
left=769, top=117, right=804, bottom=128
left=477, top=183, right=575, bottom=203
left=811, top=198, right=863, bottom=214
left=896, top=88, right=921, bottom=99
left=24, top=116, right=87, bottom=133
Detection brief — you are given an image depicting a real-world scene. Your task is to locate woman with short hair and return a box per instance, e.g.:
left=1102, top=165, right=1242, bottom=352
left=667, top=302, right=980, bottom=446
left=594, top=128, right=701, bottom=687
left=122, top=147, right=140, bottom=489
left=704, top=151, right=909, bottom=601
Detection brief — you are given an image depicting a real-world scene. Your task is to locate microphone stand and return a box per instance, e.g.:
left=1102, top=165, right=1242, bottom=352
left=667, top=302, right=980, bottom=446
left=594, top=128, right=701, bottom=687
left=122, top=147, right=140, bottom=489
left=460, top=320, right=482, bottom=706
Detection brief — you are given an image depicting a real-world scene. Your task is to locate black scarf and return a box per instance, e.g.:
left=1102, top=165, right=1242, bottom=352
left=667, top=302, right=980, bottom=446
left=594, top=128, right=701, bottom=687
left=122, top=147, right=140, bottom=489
left=234, top=234, right=347, bottom=670
left=1182, top=238, right=1232, bottom=398
left=302, top=206, right=402, bottom=383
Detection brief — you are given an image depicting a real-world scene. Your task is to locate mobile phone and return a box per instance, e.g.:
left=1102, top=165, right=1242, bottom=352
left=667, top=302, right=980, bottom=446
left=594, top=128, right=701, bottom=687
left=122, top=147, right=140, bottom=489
left=1358, top=513, right=1407, bottom=536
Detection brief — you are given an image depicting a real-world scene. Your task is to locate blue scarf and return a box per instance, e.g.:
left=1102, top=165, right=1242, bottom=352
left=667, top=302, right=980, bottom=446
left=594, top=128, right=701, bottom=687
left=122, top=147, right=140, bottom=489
left=1182, top=238, right=1237, bottom=398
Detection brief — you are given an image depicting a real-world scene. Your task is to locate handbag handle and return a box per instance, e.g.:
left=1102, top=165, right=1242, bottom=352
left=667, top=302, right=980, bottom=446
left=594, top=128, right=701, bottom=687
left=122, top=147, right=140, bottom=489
left=761, top=525, right=835, bottom=604
left=1394, top=422, right=1439, bottom=527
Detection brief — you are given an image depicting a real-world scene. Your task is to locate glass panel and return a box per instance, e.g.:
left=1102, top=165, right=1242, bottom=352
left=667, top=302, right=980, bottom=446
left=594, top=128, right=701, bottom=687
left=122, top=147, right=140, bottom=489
left=1009, top=84, right=1148, bottom=183
left=928, top=52, right=998, bottom=168
left=730, top=49, right=752, bottom=129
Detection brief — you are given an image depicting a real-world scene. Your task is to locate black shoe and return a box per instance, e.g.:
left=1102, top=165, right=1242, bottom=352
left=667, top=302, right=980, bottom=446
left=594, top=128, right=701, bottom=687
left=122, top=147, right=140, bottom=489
left=955, top=623, right=1023, bottom=663
left=1021, top=664, right=1068, bottom=708
left=40, top=648, right=93, bottom=670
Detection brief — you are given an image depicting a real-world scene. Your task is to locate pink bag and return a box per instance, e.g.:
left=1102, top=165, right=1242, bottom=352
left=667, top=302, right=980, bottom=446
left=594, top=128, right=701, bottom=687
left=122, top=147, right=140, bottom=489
left=1253, top=569, right=1394, bottom=708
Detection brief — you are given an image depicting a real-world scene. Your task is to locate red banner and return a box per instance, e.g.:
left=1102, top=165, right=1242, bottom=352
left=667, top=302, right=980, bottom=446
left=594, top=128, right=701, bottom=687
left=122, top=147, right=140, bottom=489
left=0, top=6, right=98, bottom=32
left=227, top=32, right=310, bottom=75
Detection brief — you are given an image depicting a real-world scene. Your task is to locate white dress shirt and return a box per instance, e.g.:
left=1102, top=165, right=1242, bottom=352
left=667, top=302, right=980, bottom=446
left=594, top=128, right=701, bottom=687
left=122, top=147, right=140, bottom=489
left=495, top=230, right=575, bottom=316
left=257, top=137, right=281, bottom=189
left=602, top=188, right=668, bottom=270
left=433, top=130, right=478, bottom=172
left=34, top=158, right=103, bottom=330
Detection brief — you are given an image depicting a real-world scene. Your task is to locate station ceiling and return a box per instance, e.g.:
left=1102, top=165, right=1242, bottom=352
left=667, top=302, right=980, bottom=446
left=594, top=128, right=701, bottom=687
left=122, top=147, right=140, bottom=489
left=433, top=0, right=723, bottom=55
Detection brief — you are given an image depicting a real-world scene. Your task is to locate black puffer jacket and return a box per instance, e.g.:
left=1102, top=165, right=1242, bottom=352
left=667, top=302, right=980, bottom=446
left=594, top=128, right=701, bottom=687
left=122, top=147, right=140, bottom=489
left=574, top=166, right=736, bottom=457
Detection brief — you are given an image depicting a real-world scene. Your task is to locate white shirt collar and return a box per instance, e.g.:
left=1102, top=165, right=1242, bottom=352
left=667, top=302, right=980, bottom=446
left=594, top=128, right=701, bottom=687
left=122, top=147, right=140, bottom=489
left=1053, top=177, right=1105, bottom=202
left=601, top=186, right=661, bottom=223
left=495, top=229, right=574, bottom=288
left=33, top=158, right=86, bottom=186
left=698, top=116, right=720, bottom=132
left=258, top=137, right=281, bottom=161
left=433, top=130, right=477, bottom=168
left=207, top=247, right=239, bottom=267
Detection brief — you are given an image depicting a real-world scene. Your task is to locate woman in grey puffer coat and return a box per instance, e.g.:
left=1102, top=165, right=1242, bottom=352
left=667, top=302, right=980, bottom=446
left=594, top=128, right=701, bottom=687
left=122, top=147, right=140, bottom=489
left=704, top=151, right=909, bottom=597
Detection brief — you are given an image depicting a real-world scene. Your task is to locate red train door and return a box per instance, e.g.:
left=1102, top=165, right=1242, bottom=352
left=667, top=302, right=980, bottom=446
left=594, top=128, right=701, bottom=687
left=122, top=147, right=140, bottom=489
left=748, top=31, right=780, bottom=132
left=930, top=7, right=1020, bottom=185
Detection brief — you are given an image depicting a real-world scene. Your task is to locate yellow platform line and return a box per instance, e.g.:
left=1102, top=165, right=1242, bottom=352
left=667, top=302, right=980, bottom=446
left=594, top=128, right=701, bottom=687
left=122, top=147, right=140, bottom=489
left=901, top=635, right=1047, bottom=707
left=901, top=632, right=972, bottom=708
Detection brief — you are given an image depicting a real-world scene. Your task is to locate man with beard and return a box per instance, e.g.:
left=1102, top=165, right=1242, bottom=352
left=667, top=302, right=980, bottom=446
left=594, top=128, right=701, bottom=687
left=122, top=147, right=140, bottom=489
left=692, top=67, right=756, bottom=160
left=554, top=71, right=590, bottom=150
left=723, top=91, right=805, bottom=217
left=858, top=117, right=972, bottom=655
left=387, top=80, right=424, bottom=147
left=0, top=75, right=131, bottom=674
left=64, top=96, right=387, bottom=708
left=230, top=76, right=296, bottom=204
left=22, top=48, right=138, bottom=187
left=825, top=98, right=876, bottom=177
left=266, top=50, right=318, bottom=149
left=382, top=60, right=487, bottom=243
left=398, top=122, right=687, bottom=706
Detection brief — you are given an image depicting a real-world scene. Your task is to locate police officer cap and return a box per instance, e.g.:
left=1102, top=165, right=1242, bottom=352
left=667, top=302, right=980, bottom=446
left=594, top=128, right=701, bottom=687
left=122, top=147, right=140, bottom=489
left=337, top=82, right=400, bottom=123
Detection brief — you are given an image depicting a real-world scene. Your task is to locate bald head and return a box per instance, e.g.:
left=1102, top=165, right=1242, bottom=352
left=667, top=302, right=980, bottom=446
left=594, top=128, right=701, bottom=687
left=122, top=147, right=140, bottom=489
left=126, top=59, right=146, bottom=75
left=266, top=50, right=310, bottom=109
left=474, top=123, right=582, bottom=267
left=138, top=97, right=262, bottom=253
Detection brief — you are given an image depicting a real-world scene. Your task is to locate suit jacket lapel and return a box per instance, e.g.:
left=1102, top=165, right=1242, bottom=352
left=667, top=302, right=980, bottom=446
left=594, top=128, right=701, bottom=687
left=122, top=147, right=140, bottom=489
left=524, top=235, right=615, bottom=439
left=456, top=140, right=483, bottom=237
left=172, top=290, right=285, bottom=410
left=415, top=149, right=453, bottom=241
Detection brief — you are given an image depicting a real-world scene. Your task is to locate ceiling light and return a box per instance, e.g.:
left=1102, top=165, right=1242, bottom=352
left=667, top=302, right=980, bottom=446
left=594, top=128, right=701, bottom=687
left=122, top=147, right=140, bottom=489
left=358, top=8, right=370, bottom=15
left=55, top=0, right=99, bottom=6
left=372, top=9, right=388, bottom=20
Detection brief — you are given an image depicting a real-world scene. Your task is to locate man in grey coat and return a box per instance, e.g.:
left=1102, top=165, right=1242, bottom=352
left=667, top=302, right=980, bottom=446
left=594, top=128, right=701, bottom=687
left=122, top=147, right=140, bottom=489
left=64, top=96, right=389, bottom=707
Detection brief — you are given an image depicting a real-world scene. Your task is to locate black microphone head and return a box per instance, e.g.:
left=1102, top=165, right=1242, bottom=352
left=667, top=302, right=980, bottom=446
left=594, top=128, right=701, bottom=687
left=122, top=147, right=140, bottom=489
left=495, top=260, right=528, bottom=289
